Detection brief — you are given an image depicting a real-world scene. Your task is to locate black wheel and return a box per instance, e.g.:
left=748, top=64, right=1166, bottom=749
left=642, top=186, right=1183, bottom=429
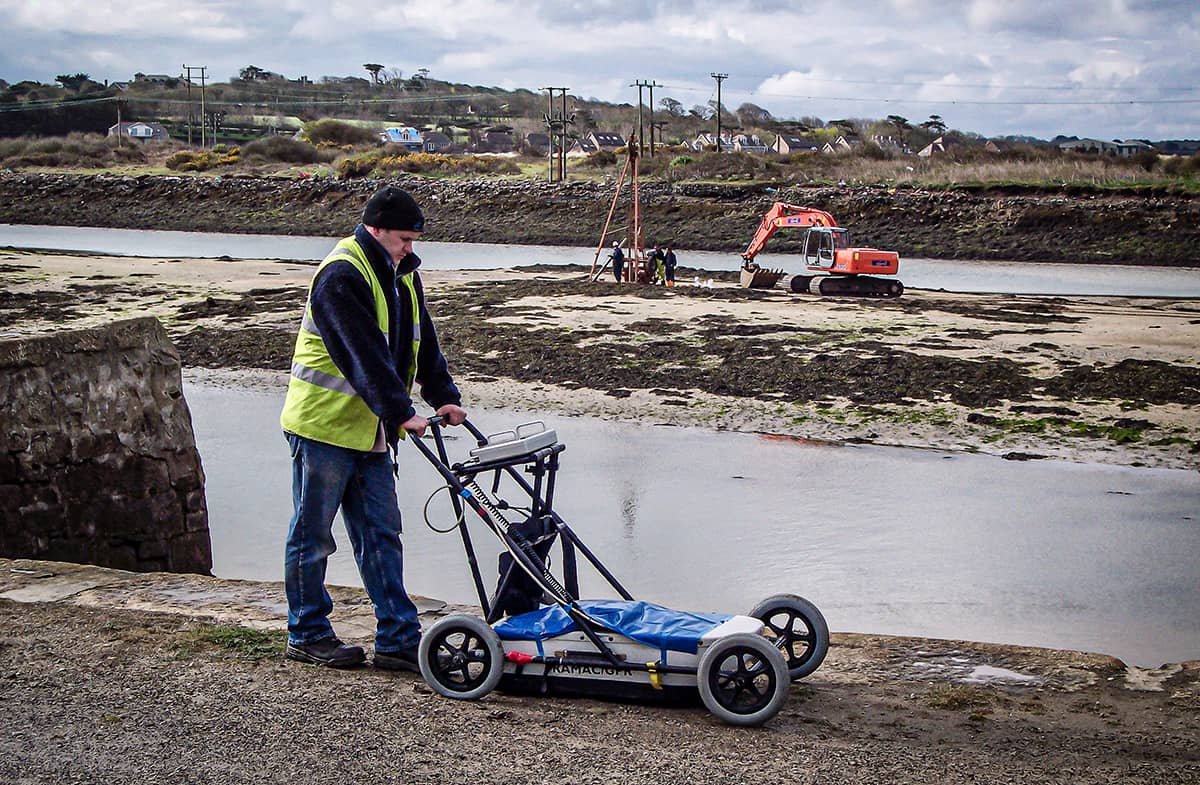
left=749, top=593, right=830, bottom=680
left=789, top=275, right=813, bottom=294
left=889, top=280, right=904, bottom=298
left=418, top=615, right=504, bottom=700
left=697, top=633, right=789, bottom=726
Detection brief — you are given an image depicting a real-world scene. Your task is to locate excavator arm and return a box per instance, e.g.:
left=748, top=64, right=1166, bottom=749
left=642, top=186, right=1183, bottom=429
left=741, top=202, right=839, bottom=263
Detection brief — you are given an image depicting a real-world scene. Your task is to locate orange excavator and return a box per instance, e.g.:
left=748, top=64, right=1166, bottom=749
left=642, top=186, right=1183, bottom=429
left=741, top=202, right=904, bottom=298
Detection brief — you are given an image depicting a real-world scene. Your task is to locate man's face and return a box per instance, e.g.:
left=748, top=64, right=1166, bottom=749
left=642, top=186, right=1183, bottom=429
left=370, top=227, right=421, bottom=262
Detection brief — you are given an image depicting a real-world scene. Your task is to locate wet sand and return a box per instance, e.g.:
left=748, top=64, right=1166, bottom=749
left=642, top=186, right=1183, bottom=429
left=2, top=249, right=1198, bottom=470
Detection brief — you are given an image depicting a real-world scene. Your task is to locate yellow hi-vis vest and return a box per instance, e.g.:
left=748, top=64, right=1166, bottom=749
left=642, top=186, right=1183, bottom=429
left=279, top=236, right=420, bottom=450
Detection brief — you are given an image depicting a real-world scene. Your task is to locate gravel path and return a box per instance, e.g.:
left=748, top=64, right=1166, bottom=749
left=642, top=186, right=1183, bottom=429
left=2, top=560, right=1198, bottom=785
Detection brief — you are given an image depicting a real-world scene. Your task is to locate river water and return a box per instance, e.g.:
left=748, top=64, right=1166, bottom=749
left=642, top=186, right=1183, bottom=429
left=4, top=223, right=1200, bottom=297
left=186, top=382, right=1200, bottom=668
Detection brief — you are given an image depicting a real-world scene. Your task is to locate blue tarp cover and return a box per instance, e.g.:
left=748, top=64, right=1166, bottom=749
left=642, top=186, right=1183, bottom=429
left=494, top=599, right=731, bottom=654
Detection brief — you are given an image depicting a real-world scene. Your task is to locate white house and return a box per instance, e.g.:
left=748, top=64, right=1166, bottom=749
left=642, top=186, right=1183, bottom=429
left=107, top=121, right=169, bottom=142
left=732, top=133, right=768, bottom=154
left=772, top=135, right=821, bottom=154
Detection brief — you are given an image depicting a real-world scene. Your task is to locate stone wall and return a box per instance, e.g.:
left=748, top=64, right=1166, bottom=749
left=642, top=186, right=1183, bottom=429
left=0, top=317, right=212, bottom=574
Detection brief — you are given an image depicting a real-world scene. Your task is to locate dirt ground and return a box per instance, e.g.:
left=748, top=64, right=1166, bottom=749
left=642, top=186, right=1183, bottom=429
left=2, top=559, right=1198, bottom=785
left=2, top=249, right=1198, bottom=469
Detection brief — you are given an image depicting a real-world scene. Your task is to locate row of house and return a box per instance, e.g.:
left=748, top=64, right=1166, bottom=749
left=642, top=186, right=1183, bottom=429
left=106, top=118, right=1189, bottom=162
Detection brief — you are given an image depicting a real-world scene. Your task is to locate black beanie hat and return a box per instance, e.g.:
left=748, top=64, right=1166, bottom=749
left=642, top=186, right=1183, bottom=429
left=362, top=186, right=425, bottom=232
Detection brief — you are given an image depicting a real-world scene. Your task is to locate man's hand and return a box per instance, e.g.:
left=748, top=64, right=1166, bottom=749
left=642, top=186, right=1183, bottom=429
left=399, top=413, right=429, bottom=438
left=436, top=403, right=467, bottom=426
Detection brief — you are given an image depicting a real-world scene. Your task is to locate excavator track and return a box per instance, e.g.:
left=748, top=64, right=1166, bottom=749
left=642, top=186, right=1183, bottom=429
left=790, top=275, right=904, bottom=298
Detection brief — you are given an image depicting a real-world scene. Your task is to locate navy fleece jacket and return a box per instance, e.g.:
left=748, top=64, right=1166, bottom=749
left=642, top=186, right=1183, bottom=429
left=308, top=225, right=460, bottom=437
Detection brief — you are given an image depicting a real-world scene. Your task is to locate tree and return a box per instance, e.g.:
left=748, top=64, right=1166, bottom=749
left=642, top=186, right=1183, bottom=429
left=363, top=63, right=383, bottom=84
left=658, top=97, right=684, bottom=117
left=55, top=73, right=90, bottom=92
left=238, top=65, right=266, bottom=82
left=920, top=114, right=947, bottom=135
left=735, top=102, right=774, bottom=127
left=886, top=114, right=912, bottom=142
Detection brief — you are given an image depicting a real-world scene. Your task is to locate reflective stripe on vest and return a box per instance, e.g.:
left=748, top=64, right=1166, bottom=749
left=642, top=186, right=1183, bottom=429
left=279, top=236, right=420, bottom=451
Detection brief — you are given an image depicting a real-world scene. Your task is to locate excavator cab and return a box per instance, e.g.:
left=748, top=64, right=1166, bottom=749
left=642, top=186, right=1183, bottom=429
left=802, top=227, right=850, bottom=269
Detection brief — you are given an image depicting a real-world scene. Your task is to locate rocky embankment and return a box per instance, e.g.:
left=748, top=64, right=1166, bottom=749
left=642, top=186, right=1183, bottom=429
left=1, top=171, right=1198, bottom=265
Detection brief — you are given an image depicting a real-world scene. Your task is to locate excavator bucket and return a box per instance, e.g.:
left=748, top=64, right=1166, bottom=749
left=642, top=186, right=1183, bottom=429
left=739, top=265, right=785, bottom=289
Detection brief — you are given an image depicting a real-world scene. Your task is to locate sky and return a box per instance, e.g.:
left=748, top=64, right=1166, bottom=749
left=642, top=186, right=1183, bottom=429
left=2, top=0, right=1198, bottom=141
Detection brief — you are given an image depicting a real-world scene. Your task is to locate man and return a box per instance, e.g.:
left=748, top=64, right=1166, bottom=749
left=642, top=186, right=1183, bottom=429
left=663, top=245, right=678, bottom=287
left=650, top=244, right=666, bottom=285
left=280, top=185, right=466, bottom=671
left=609, top=241, right=624, bottom=282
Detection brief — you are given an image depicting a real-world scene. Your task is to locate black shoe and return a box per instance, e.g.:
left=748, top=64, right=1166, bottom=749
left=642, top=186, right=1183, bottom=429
left=285, top=637, right=366, bottom=668
left=373, top=646, right=421, bottom=673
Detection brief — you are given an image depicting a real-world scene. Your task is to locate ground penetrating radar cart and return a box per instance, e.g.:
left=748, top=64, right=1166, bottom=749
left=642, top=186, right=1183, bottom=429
left=410, top=416, right=829, bottom=726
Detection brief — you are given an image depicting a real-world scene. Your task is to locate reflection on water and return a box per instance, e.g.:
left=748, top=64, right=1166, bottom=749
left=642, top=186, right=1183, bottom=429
left=4, top=223, right=1200, bottom=297
left=186, top=381, right=1200, bottom=667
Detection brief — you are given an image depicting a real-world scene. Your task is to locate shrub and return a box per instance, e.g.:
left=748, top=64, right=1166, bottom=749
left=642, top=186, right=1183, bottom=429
left=670, top=155, right=693, bottom=167
left=300, top=119, right=379, bottom=147
left=164, top=148, right=240, bottom=172
left=859, top=142, right=892, bottom=161
left=1162, top=153, right=1200, bottom=177
left=336, top=151, right=519, bottom=179
left=242, top=135, right=333, bottom=164
left=0, top=132, right=149, bottom=169
left=581, top=149, right=617, bottom=168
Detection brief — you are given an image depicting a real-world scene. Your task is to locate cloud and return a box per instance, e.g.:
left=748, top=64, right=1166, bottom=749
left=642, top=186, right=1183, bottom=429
left=4, top=0, right=245, bottom=41
left=0, top=0, right=1195, bottom=139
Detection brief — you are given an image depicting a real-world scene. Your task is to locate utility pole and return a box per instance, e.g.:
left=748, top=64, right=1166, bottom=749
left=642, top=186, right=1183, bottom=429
left=183, top=65, right=207, bottom=147
left=542, top=86, right=572, bottom=183
left=646, top=81, right=659, bottom=156
left=631, top=80, right=657, bottom=154
left=560, top=88, right=569, bottom=182
left=710, top=72, right=727, bottom=152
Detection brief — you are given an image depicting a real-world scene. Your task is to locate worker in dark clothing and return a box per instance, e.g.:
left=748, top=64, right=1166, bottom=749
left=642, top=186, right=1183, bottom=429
left=280, top=186, right=467, bottom=672
left=649, top=245, right=665, bottom=285
left=663, top=245, right=678, bottom=287
left=609, top=241, right=625, bottom=282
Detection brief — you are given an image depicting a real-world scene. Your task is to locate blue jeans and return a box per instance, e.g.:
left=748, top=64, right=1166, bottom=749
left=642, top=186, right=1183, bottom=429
left=284, top=432, right=421, bottom=653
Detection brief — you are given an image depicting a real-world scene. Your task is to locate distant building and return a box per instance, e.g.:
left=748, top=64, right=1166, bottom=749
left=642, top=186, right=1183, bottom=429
left=822, top=135, right=861, bottom=154
left=732, top=133, right=767, bottom=154
left=524, top=133, right=552, bottom=154
left=1059, top=138, right=1116, bottom=155
left=691, top=132, right=734, bottom=151
left=566, top=137, right=599, bottom=157
left=477, top=131, right=515, bottom=153
left=132, top=73, right=178, bottom=85
left=107, top=121, right=169, bottom=142
left=917, top=136, right=947, bottom=157
left=423, top=131, right=453, bottom=153
left=872, top=135, right=908, bottom=154
left=772, top=135, right=821, bottom=154
left=381, top=126, right=424, bottom=152
left=587, top=131, right=625, bottom=151
left=1114, top=139, right=1154, bottom=157
left=1058, top=138, right=1154, bottom=158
